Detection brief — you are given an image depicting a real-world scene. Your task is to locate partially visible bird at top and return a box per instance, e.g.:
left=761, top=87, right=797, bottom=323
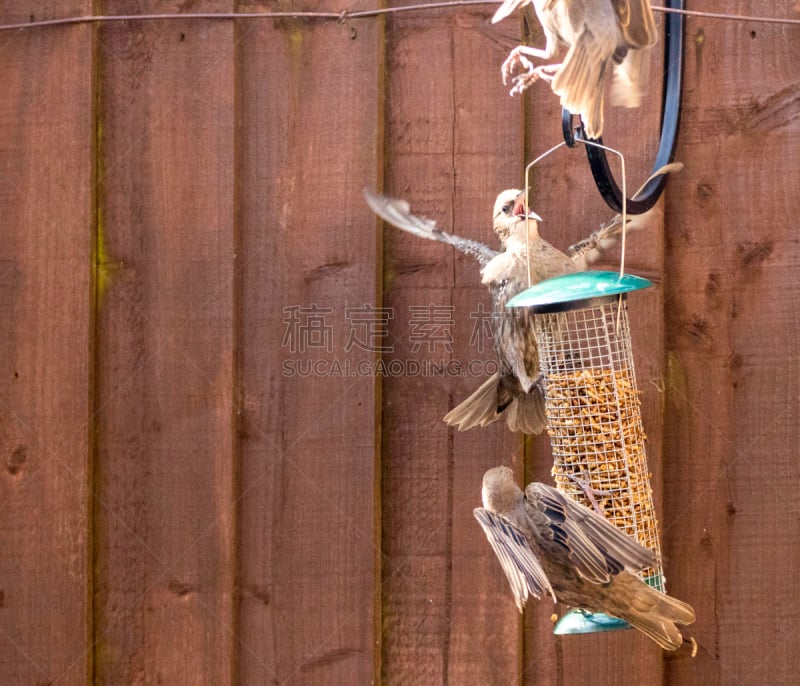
left=362, top=187, right=634, bottom=435
left=475, top=466, right=696, bottom=650
left=491, top=0, right=659, bottom=139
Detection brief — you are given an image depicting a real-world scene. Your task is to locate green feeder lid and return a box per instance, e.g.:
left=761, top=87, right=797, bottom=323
left=506, top=271, right=653, bottom=311
left=553, top=609, right=631, bottom=635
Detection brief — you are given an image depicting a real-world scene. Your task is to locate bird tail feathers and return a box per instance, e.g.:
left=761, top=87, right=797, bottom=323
left=505, top=384, right=546, bottom=434
left=444, top=373, right=546, bottom=434
left=611, top=47, right=652, bottom=108
left=617, top=582, right=696, bottom=651
left=552, top=35, right=608, bottom=139
left=444, top=373, right=503, bottom=430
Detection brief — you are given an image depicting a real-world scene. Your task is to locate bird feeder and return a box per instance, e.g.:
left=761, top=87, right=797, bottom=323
left=507, top=270, right=665, bottom=635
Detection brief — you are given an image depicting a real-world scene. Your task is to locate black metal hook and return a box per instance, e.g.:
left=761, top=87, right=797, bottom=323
left=563, top=0, right=685, bottom=214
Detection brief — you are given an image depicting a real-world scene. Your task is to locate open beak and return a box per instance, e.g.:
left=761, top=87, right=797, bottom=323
left=512, top=192, right=543, bottom=222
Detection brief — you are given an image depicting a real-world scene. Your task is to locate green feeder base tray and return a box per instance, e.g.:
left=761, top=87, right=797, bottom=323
left=553, top=609, right=631, bottom=635
left=506, top=270, right=654, bottom=311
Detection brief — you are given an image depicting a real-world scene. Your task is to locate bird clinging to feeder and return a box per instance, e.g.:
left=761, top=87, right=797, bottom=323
left=505, top=264, right=681, bottom=636
left=363, top=188, right=633, bottom=434
left=492, top=0, right=658, bottom=139
left=475, top=466, right=695, bottom=650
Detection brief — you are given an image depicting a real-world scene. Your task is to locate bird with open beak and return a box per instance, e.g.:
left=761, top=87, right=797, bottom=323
left=475, top=466, right=696, bottom=650
left=492, top=0, right=658, bottom=139
left=363, top=187, right=630, bottom=434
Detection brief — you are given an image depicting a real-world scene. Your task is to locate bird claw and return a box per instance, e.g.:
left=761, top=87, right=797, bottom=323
left=566, top=471, right=614, bottom=517
left=502, top=49, right=561, bottom=96
left=509, top=70, right=540, bottom=96
left=500, top=46, right=533, bottom=87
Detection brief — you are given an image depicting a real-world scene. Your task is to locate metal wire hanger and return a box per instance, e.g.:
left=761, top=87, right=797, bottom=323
left=562, top=0, right=685, bottom=214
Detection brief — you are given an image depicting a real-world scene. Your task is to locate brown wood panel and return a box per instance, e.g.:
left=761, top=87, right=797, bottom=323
left=518, top=6, right=668, bottom=684
left=235, top=1, right=382, bottom=683
left=381, top=9, right=476, bottom=682
left=0, top=3, right=95, bottom=684
left=381, top=5, right=525, bottom=683
left=663, top=4, right=800, bottom=684
left=0, top=2, right=797, bottom=683
left=93, top=3, right=237, bottom=683
left=447, top=10, right=530, bottom=686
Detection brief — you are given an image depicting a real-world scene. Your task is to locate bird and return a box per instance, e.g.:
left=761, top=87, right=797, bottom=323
left=363, top=187, right=632, bottom=434
left=491, top=0, right=659, bottom=139
left=475, top=465, right=696, bottom=650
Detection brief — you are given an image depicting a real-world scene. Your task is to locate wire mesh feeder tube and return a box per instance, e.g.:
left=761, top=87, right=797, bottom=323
left=507, top=271, right=664, bottom=635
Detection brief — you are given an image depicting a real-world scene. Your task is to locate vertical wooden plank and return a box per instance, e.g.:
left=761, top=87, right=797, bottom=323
left=518, top=6, right=668, bottom=684
left=381, top=8, right=458, bottom=683
left=382, top=5, right=524, bottom=683
left=235, top=1, right=382, bottom=683
left=663, top=4, right=800, bottom=684
left=448, top=8, right=528, bottom=686
left=0, top=4, right=94, bottom=684
left=381, top=9, right=464, bottom=682
left=94, top=3, right=237, bottom=683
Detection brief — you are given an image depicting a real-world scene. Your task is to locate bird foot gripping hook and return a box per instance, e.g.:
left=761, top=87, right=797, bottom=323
left=562, top=0, right=685, bottom=214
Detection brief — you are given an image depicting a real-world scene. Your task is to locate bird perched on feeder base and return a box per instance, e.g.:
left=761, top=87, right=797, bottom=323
left=475, top=466, right=696, bottom=650
left=363, top=187, right=631, bottom=434
left=491, top=0, right=658, bottom=139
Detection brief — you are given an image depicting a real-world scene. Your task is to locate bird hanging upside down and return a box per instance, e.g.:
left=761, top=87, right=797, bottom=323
left=363, top=187, right=633, bottom=434
left=492, top=0, right=658, bottom=139
left=475, top=466, right=696, bottom=650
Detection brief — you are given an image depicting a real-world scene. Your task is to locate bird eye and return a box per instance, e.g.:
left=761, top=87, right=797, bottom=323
left=502, top=202, right=513, bottom=214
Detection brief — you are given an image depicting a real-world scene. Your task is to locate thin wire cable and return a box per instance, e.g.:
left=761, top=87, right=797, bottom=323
left=522, top=141, right=566, bottom=287
left=1, top=2, right=798, bottom=32
left=651, top=5, right=800, bottom=25
left=522, top=138, right=629, bottom=330
left=521, top=139, right=627, bottom=288
left=0, top=2, right=487, bottom=31
left=576, top=139, right=627, bottom=279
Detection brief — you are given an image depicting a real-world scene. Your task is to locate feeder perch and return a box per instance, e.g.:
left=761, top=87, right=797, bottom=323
left=507, top=270, right=665, bottom=636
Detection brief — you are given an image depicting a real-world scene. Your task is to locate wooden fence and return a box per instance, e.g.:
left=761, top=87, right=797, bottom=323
left=0, top=1, right=798, bottom=684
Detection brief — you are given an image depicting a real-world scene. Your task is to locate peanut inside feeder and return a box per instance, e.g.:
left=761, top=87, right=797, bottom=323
left=508, top=271, right=665, bottom=635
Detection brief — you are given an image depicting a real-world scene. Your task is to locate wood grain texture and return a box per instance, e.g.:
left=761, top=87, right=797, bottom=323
left=93, top=3, right=237, bottom=683
left=235, top=1, right=382, bottom=683
left=0, top=2, right=797, bottom=684
left=0, top=2, right=94, bottom=683
left=381, top=5, right=525, bottom=683
left=447, top=9, right=529, bottom=685
left=663, top=4, right=800, bottom=684
left=381, top=12, right=459, bottom=682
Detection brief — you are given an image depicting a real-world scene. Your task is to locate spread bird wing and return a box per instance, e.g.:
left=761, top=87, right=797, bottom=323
left=474, top=507, right=555, bottom=609
left=363, top=188, right=498, bottom=267
left=566, top=162, right=684, bottom=266
left=613, top=0, right=658, bottom=49
left=524, top=482, right=656, bottom=584
left=566, top=214, right=627, bottom=268
left=491, top=0, right=526, bottom=24
left=551, top=1, right=619, bottom=137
